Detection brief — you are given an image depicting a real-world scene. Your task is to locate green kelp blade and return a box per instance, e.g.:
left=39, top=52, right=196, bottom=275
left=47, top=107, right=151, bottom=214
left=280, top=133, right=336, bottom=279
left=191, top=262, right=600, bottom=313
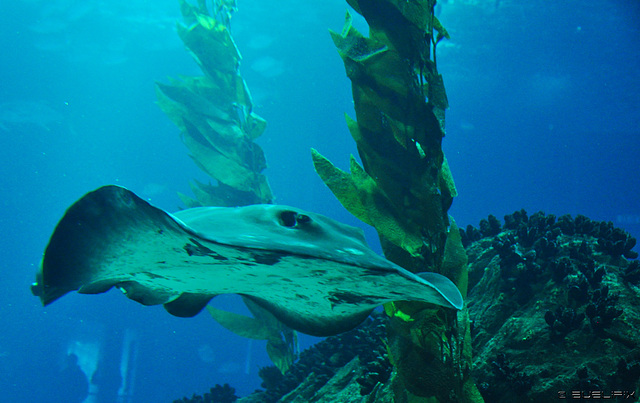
left=266, top=337, right=296, bottom=374
left=156, top=81, right=233, bottom=124
left=177, top=14, right=240, bottom=78
left=442, top=218, right=468, bottom=297
left=207, top=303, right=296, bottom=373
left=243, top=297, right=297, bottom=374
left=245, top=112, right=267, bottom=141
left=206, top=305, right=274, bottom=340
left=181, top=119, right=266, bottom=193
left=311, top=148, right=424, bottom=256
left=440, top=155, right=458, bottom=198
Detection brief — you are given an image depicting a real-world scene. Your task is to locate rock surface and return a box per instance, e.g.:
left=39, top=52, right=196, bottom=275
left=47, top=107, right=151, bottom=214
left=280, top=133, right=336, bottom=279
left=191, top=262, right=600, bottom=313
left=177, top=211, right=640, bottom=403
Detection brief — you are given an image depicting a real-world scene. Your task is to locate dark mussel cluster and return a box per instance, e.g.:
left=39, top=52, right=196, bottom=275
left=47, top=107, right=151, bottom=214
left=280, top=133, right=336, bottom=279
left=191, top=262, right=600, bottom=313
left=466, top=209, right=639, bottom=401
left=569, top=356, right=640, bottom=394
left=461, top=210, right=638, bottom=260
left=174, top=383, right=238, bottom=403
left=478, top=353, right=533, bottom=401
left=544, top=306, right=585, bottom=343
left=463, top=209, right=637, bottom=342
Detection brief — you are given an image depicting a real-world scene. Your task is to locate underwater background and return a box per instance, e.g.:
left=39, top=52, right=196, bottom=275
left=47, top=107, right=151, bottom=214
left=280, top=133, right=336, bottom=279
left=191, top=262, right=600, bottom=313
left=0, top=0, right=638, bottom=401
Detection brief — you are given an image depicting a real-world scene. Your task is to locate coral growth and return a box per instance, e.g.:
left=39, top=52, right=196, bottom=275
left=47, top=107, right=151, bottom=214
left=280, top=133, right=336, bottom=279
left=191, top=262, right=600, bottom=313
left=491, top=234, right=543, bottom=304
left=477, top=353, right=533, bottom=401
left=585, top=285, right=623, bottom=335
left=622, top=260, right=640, bottom=285
left=253, top=313, right=390, bottom=402
left=466, top=209, right=639, bottom=402
left=613, top=357, right=640, bottom=388
left=173, top=384, right=238, bottom=403
left=544, top=306, right=585, bottom=343
left=596, top=225, right=638, bottom=259
left=460, top=224, right=483, bottom=247
left=479, top=215, right=502, bottom=237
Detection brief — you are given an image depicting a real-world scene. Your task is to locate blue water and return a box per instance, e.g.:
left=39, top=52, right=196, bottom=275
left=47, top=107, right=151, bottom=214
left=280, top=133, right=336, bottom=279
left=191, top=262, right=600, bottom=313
left=0, top=0, right=638, bottom=401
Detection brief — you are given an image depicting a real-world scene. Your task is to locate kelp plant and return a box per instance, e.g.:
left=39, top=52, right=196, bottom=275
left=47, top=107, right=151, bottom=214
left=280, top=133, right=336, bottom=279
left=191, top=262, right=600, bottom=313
left=155, top=0, right=297, bottom=374
left=156, top=0, right=271, bottom=208
left=313, top=0, right=482, bottom=401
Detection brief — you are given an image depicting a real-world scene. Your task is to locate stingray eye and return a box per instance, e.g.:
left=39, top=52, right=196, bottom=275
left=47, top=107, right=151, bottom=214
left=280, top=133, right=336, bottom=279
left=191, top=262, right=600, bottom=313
left=297, top=214, right=311, bottom=224
left=279, top=210, right=298, bottom=227
left=279, top=211, right=312, bottom=228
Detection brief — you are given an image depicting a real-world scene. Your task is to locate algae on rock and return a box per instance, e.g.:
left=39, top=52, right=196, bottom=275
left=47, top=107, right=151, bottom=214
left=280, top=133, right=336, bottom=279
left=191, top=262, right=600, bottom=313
left=464, top=212, right=640, bottom=402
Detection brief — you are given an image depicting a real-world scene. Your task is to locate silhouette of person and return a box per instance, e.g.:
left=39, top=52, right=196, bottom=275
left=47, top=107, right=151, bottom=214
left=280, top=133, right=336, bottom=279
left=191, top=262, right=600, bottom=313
left=46, top=353, right=89, bottom=403
left=92, top=339, right=123, bottom=403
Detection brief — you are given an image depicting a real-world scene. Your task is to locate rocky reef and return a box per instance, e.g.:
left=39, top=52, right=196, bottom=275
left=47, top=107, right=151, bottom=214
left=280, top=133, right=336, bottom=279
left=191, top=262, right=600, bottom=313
left=241, top=313, right=392, bottom=403
left=174, top=383, right=239, bottom=403
left=464, top=211, right=640, bottom=401
left=176, top=211, right=639, bottom=402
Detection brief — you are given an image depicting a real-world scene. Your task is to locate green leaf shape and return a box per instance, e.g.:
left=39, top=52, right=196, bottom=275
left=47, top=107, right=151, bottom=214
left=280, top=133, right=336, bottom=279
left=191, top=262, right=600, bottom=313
left=311, top=148, right=424, bottom=256
left=181, top=119, right=272, bottom=198
left=427, top=72, right=449, bottom=110
left=440, top=155, right=457, bottom=198
left=347, top=0, right=438, bottom=31
left=206, top=306, right=274, bottom=340
left=330, top=13, right=413, bottom=101
left=157, top=81, right=233, bottom=124
left=442, top=218, right=467, bottom=297
left=155, top=74, right=271, bottom=204
left=207, top=298, right=297, bottom=374
left=156, top=74, right=260, bottom=136
left=433, top=15, right=451, bottom=41
left=178, top=179, right=268, bottom=208
left=330, top=12, right=387, bottom=63
left=245, top=112, right=267, bottom=140
left=176, top=13, right=240, bottom=78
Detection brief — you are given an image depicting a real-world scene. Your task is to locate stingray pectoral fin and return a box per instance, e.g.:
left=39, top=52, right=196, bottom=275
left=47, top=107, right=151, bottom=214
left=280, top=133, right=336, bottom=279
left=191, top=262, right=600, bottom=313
left=35, top=185, right=197, bottom=307
left=164, top=293, right=215, bottom=317
left=34, top=184, right=463, bottom=336
left=37, top=185, right=232, bottom=319
left=416, top=272, right=464, bottom=310
left=244, top=295, right=374, bottom=337
left=114, top=281, right=178, bottom=306
left=78, top=279, right=121, bottom=295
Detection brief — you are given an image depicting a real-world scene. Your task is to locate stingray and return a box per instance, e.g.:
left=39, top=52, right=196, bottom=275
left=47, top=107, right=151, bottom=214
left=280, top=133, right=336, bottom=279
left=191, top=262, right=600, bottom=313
left=32, top=185, right=463, bottom=336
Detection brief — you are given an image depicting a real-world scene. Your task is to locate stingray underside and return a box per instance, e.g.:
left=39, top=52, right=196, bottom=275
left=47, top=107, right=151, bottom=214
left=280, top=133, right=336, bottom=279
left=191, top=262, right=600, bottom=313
left=33, top=186, right=463, bottom=336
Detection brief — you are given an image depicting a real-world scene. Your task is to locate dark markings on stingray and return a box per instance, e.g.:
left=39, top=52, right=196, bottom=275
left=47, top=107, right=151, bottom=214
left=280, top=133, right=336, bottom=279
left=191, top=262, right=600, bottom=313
left=295, top=294, right=309, bottom=301
left=184, top=238, right=229, bottom=261
left=328, top=291, right=378, bottom=306
left=361, top=267, right=392, bottom=276
left=145, top=272, right=166, bottom=280
left=250, top=250, right=282, bottom=265
left=33, top=186, right=464, bottom=335
left=156, top=261, right=166, bottom=264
